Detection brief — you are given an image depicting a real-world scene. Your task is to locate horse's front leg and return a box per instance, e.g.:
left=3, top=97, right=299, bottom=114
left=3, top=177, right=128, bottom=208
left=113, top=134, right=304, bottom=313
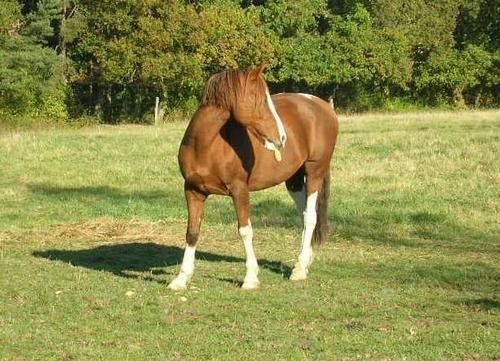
left=230, top=183, right=259, bottom=290
left=168, top=184, right=207, bottom=290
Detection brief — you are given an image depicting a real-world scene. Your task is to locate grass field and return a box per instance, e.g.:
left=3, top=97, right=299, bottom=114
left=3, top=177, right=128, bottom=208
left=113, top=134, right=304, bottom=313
left=1, top=110, right=499, bottom=360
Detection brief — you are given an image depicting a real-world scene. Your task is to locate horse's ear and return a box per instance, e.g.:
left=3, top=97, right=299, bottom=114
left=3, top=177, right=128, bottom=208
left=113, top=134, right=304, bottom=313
left=249, top=63, right=268, bottom=80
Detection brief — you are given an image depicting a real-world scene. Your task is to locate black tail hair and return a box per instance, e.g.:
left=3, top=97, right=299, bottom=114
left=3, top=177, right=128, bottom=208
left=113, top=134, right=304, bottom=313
left=312, top=168, right=330, bottom=247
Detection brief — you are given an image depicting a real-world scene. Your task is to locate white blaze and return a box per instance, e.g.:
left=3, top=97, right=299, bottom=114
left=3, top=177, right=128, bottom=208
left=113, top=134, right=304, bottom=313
left=265, top=89, right=287, bottom=146
left=264, top=139, right=276, bottom=151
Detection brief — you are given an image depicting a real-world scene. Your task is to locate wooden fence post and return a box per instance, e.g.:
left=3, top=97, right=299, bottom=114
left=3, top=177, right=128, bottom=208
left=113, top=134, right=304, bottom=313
left=154, top=97, right=160, bottom=125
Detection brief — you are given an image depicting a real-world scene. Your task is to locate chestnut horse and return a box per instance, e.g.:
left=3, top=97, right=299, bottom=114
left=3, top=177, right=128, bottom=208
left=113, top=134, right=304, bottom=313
left=168, top=64, right=339, bottom=290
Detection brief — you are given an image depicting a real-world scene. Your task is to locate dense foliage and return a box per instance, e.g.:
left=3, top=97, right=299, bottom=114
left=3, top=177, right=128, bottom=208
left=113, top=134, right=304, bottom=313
left=1, top=0, right=498, bottom=122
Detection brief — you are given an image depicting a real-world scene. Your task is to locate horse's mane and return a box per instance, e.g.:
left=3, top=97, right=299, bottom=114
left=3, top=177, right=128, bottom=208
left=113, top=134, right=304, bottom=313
left=200, top=69, right=266, bottom=111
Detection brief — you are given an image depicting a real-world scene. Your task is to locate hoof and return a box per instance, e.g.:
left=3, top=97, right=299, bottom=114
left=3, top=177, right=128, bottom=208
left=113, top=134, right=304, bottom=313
left=168, top=278, right=188, bottom=291
left=241, top=279, right=260, bottom=290
left=290, top=267, right=307, bottom=281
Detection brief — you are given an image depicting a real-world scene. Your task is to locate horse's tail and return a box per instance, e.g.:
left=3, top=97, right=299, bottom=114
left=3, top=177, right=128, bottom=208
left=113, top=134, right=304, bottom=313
left=311, top=96, right=335, bottom=247
left=312, top=167, right=330, bottom=247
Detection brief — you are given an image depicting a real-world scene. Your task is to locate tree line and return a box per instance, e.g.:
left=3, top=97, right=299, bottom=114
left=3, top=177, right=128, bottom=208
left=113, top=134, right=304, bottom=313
left=1, top=0, right=498, bottom=123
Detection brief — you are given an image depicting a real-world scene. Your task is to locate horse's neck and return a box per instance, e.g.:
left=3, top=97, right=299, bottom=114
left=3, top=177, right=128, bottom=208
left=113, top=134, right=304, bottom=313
left=185, top=106, right=230, bottom=150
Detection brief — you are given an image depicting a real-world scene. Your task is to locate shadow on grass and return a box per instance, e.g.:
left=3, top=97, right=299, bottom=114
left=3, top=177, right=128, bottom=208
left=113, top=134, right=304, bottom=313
left=331, top=209, right=495, bottom=254
left=463, top=298, right=500, bottom=311
left=28, top=183, right=178, bottom=206
left=33, top=243, right=292, bottom=284
left=251, top=199, right=300, bottom=228
left=248, top=199, right=494, bottom=255
left=236, top=198, right=494, bottom=254
left=27, top=182, right=299, bottom=228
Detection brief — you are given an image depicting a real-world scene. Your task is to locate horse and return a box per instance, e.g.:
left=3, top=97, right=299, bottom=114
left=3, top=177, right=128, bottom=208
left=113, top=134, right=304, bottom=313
left=168, top=64, right=339, bottom=290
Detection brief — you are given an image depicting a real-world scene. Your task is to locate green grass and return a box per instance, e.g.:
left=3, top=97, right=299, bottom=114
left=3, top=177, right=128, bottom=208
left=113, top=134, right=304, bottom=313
left=1, top=110, right=499, bottom=360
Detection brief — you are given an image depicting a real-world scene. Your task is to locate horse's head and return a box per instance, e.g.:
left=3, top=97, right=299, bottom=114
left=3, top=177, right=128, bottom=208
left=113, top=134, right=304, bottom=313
left=201, top=64, right=287, bottom=157
left=233, top=64, right=287, bottom=152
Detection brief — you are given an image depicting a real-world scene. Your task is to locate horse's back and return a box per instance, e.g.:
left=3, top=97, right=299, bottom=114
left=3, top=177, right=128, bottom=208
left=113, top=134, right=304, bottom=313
left=272, top=93, right=338, bottom=161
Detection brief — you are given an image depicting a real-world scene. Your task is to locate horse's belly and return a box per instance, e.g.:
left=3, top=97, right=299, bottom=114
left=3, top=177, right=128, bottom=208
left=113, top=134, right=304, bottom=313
left=247, top=155, right=304, bottom=191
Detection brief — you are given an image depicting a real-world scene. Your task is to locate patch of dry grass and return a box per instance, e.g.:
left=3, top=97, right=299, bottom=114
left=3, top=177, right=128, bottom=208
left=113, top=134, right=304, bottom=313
left=52, top=218, right=184, bottom=243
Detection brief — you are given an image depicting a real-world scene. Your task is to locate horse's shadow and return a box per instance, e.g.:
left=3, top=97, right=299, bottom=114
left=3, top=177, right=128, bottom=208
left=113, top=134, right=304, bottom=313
left=33, top=243, right=291, bottom=285
left=28, top=182, right=295, bottom=285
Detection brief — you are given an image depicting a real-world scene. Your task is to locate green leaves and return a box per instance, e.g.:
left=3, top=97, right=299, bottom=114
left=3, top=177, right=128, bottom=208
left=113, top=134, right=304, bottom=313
left=0, top=26, right=66, bottom=117
left=0, top=0, right=21, bottom=35
left=21, top=0, right=63, bottom=46
left=0, top=0, right=498, bottom=121
left=414, top=45, right=496, bottom=107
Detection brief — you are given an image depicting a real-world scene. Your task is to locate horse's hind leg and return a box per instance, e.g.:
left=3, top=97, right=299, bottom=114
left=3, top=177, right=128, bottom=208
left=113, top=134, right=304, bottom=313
left=286, top=167, right=306, bottom=215
left=230, top=182, right=259, bottom=289
left=289, top=165, right=325, bottom=281
left=168, top=184, right=207, bottom=290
